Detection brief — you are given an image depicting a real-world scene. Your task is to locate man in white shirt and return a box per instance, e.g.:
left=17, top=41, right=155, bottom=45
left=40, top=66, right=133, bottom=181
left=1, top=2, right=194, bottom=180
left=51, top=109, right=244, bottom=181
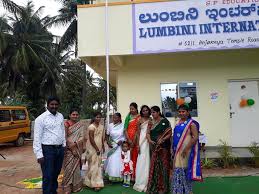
left=33, top=96, right=66, bottom=194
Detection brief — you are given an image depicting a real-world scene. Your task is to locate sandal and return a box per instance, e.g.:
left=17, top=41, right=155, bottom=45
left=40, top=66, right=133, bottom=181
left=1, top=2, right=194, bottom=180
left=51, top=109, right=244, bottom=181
left=94, top=187, right=101, bottom=192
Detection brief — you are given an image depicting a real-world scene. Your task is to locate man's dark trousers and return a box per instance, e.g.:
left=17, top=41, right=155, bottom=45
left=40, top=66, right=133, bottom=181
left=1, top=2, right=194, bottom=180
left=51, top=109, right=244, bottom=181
left=41, top=145, right=64, bottom=194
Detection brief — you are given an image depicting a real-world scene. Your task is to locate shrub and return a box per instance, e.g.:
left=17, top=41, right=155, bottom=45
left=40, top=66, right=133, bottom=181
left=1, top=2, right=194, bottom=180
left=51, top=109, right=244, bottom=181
left=218, top=139, right=237, bottom=168
left=201, top=157, right=217, bottom=169
left=248, top=142, right=259, bottom=167
left=248, top=142, right=259, bottom=157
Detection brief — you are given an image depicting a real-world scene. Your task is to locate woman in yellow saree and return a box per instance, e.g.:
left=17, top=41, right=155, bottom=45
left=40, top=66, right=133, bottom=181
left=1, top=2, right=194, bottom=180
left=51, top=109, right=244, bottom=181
left=84, top=112, right=105, bottom=191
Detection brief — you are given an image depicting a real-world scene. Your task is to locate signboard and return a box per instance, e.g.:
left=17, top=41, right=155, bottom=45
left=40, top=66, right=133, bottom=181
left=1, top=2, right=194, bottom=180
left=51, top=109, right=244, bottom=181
left=133, top=0, right=259, bottom=54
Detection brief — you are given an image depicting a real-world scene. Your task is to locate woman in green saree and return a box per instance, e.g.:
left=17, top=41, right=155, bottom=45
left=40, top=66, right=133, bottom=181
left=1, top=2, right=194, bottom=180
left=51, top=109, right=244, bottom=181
left=146, top=106, right=172, bottom=194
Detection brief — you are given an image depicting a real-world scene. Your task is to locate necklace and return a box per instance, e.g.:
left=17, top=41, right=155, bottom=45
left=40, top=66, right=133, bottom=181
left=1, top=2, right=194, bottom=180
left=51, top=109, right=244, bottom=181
left=153, top=117, right=162, bottom=125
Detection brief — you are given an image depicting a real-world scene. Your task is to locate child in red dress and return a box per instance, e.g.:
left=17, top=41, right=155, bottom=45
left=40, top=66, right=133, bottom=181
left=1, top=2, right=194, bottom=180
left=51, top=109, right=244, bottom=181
left=121, top=141, right=133, bottom=187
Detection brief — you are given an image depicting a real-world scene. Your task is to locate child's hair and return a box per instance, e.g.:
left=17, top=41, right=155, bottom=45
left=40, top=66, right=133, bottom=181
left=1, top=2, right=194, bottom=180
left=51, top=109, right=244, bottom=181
left=121, top=141, right=129, bottom=147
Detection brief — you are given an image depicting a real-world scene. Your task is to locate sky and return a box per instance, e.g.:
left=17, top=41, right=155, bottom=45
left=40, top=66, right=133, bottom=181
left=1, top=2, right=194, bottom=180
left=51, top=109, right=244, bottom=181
left=0, top=0, right=66, bottom=36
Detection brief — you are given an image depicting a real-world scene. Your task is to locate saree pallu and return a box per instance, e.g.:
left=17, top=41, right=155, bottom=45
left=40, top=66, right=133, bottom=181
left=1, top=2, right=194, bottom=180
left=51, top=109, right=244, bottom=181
left=124, top=114, right=140, bottom=180
left=133, top=121, right=150, bottom=192
left=172, top=119, right=202, bottom=194
left=146, top=118, right=171, bottom=194
left=62, top=121, right=84, bottom=193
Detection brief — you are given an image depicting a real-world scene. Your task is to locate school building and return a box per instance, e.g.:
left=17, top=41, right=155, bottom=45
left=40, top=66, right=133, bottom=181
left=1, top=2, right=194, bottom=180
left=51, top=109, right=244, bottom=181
left=77, top=0, right=259, bottom=147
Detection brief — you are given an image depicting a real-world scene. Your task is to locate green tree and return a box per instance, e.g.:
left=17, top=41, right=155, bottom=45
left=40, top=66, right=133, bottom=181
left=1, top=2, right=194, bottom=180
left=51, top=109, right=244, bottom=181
left=0, top=0, right=116, bottom=119
left=54, top=0, right=116, bottom=118
left=52, top=0, right=77, bottom=53
left=58, top=59, right=116, bottom=119
left=52, top=0, right=92, bottom=53
left=58, top=59, right=84, bottom=117
left=0, top=0, right=64, bottom=117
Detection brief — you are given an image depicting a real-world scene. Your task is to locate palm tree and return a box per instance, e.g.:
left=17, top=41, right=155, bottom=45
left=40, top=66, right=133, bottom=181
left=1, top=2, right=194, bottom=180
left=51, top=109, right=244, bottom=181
left=52, top=0, right=92, bottom=54
left=1, top=1, right=55, bottom=88
left=0, top=0, right=65, bottom=116
left=51, top=0, right=78, bottom=54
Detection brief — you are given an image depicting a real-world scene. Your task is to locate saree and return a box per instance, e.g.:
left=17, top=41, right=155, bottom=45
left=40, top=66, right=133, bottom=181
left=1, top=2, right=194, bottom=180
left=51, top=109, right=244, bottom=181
left=133, top=120, right=150, bottom=192
left=62, top=120, right=84, bottom=193
left=84, top=124, right=104, bottom=188
left=146, top=118, right=171, bottom=194
left=104, top=122, right=125, bottom=181
left=172, top=119, right=202, bottom=194
left=124, top=114, right=141, bottom=180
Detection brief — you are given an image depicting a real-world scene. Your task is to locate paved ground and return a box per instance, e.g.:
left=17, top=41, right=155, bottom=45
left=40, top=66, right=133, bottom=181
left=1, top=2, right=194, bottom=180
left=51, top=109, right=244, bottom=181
left=0, top=142, right=259, bottom=194
left=0, top=141, right=42, bottom=194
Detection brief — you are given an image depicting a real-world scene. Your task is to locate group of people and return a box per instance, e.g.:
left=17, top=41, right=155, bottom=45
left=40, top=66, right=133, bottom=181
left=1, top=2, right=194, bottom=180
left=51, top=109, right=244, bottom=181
left=33, top=97, right=202, bottom=194
left=104, top=103, right=202, bottom=194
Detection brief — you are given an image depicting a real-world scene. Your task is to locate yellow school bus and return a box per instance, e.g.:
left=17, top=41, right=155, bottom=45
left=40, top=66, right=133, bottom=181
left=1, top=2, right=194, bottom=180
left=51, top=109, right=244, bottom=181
left=0, top=106, right=31, bottom=146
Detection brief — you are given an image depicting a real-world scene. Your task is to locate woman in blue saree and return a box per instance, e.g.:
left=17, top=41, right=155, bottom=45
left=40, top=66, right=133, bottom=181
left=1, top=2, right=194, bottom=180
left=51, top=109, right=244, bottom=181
left=172, top=104, right=202, bottom=194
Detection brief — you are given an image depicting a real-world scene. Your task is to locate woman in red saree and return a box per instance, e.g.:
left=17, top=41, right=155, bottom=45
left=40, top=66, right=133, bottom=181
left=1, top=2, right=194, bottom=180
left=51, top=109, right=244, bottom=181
left=62, top=109, right=85, bottom=194
left=124, top=102, right=141, bottom=181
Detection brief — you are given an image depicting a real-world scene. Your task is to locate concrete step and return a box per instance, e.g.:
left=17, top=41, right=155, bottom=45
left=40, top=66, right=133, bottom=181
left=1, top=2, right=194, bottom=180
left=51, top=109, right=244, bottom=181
left=201, top=147, right=253, bottom=158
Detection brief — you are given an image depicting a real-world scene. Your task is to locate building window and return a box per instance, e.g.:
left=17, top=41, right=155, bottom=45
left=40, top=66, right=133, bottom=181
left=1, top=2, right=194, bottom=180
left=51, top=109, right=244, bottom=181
left=11, top=110, right=26, bottom=121
left=77, top=0, right=93, bottom=5
left=0, top=110, right=11, bottom=122
left=160, top=82, right=198, bottom=118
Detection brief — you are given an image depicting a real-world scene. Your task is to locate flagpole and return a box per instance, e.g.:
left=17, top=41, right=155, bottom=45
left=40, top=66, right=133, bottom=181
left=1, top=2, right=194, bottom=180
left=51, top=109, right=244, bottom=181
left=105, top=0, right=110, bottom=127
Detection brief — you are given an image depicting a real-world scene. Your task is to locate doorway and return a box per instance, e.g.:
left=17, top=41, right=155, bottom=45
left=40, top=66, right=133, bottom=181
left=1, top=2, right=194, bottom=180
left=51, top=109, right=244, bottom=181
left=229, top=80, right=259, bottom=147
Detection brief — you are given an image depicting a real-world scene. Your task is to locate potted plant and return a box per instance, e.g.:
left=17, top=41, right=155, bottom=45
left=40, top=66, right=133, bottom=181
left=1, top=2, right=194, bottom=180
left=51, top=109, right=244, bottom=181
left=248, top=142, right=259, bottom=168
